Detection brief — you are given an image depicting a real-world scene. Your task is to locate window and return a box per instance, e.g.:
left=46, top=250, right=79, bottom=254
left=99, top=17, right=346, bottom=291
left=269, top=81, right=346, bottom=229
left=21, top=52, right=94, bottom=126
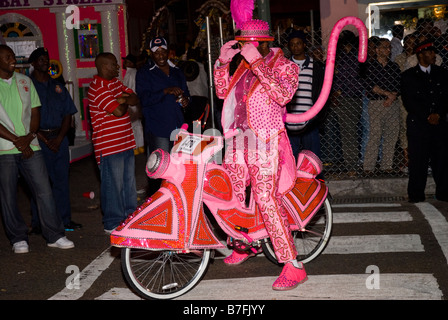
left=75, top=23, right=103, bottom=60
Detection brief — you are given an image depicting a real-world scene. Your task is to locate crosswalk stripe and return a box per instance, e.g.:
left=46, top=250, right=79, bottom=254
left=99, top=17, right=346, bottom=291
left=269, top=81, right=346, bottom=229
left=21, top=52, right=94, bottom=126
left=95, top=273, right=442, bottom=300
left=217, top=234, right=424, bottom=257
left=333, top=211, right=412, bottom=223
left=49, top=247, right=115, bottom=300
left=416, top=202, right=448, bottom=264
left=215, top=209, right=415, bottom=258
left=174, top=274, right=442, bottom=300
left=323, top=234, right=424, bottom=254
left=64, top=202, right=443, bottom=300
left=332, top=203, right=402, bottom=208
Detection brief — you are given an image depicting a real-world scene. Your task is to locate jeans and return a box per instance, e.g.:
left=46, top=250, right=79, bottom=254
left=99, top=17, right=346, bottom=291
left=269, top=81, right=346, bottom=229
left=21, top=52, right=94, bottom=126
left=146, top=131, right=172, bottom=156
left=336, top=97, right=362, bottom=170
left=288, top=127, right=321, bottom=160
left=31, top=137, right=72, bottom=226
left=99, top=149, right=137, bottom=230
left=363, top=99, right=400, bottom=171
left=0, top=151, right=65, bottom=244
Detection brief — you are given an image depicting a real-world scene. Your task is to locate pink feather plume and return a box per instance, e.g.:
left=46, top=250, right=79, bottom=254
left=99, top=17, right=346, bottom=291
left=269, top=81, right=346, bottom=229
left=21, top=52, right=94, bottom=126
left=230, top=0, right=254, bottom=30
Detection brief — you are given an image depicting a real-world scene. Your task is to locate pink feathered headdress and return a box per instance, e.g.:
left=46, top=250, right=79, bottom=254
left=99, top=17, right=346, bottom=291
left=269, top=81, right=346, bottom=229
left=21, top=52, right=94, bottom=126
left=230, top=0, right=274, bottom=42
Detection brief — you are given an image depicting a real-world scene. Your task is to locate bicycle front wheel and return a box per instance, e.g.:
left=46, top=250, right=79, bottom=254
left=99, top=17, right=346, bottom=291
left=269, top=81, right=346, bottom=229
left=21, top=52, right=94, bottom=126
left=121, top=248, right=211, bottom=300
left=262, top=197, right=333, bottom=264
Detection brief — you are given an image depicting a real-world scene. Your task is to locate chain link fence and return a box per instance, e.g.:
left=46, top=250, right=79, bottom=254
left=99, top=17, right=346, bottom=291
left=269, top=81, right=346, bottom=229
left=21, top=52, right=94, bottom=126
left=275, top=28, right=409, bottom=181
left=199, top=25, right=412, bottom=181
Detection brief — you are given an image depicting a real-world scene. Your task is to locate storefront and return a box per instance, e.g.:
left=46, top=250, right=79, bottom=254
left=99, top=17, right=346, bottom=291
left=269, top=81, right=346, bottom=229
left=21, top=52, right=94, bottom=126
left=362, top=0, right=447, bottom=37
left=0, top=0, right=129, bottom=162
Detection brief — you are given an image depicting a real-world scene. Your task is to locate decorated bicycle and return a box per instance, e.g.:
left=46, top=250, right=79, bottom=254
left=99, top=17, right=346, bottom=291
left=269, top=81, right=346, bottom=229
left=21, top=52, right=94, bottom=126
left=110, top=0, right=367, bottom=299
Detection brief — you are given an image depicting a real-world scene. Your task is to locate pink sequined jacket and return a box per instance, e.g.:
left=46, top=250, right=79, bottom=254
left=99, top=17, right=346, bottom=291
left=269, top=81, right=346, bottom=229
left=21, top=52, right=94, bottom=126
left=214, top=48, right=299, bottom=141
left=214, top=48, right=300, bottom=195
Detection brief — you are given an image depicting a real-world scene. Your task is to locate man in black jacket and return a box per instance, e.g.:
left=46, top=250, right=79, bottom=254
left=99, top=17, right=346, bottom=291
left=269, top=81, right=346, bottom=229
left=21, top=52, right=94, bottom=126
left=401, top=40, right=448, bottom=203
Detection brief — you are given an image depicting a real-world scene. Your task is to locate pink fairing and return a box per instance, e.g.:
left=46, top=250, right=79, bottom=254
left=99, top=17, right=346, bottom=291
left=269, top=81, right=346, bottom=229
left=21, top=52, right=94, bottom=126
left=284, top=16, right=368, bottom=124
left=296, top=150, right=323, bottom=179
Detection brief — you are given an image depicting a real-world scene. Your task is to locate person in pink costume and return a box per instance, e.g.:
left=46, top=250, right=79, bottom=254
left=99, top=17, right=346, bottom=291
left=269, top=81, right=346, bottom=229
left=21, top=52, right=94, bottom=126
left=213, top=15, right=306, bottom=290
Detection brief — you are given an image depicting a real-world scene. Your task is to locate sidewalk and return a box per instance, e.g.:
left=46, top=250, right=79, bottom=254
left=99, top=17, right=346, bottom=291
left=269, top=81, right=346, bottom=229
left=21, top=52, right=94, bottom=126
left=327, top=176, right=435, bottom=200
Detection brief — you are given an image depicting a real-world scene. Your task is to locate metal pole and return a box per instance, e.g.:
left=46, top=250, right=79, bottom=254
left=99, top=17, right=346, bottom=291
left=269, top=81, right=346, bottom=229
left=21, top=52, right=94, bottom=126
left=257, top=0, right=271, bottom=27
left=219, top=17, right=224, bottom=47
left=206, top=16, right=216, bottom=129
left=311, top=10, right=315, bottom=46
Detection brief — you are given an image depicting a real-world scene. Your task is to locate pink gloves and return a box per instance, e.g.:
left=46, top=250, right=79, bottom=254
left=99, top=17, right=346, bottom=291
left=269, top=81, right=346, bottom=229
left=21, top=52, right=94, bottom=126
left=240, top=42, right=262, bottom=65
left=218, top=41, right=262, bottom=66
left=218, top=40, right=240, bottom=64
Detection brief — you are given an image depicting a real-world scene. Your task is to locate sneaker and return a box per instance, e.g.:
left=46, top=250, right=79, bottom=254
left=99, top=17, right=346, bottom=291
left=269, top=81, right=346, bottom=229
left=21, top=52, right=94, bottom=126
left=272, top=262, right=308, bottom=291
left=13, top=241, right=29, bottom=254
left=47, top=236, right=75, bottom=249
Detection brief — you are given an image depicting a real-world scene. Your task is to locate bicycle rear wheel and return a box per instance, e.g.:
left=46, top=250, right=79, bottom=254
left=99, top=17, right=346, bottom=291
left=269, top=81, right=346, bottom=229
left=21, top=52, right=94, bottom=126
left=262, top=197, right=333, bottom=264
left=121, top=248, right=211, bottom=300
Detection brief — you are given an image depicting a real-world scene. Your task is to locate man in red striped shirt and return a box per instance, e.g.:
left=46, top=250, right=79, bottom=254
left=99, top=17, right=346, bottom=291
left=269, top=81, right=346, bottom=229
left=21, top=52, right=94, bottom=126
left=88, top=52, right=139, bottom=233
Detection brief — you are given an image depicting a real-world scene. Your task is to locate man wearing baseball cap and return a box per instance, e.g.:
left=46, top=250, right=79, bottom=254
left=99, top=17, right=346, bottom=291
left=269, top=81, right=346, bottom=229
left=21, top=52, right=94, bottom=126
left=136, top=36, right=189, bottom=153
left=136, top=36, right=190, bottom=194
left=149, top=37, right=168, bottom=52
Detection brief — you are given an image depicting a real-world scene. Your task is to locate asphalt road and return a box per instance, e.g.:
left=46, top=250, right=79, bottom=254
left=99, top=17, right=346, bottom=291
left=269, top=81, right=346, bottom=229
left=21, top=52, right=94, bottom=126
left=1, top=153, right=447, bottom=306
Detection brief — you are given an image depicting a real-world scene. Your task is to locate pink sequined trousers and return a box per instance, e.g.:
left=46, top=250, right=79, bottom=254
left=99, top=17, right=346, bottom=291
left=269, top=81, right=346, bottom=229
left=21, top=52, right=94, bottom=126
left=224, top=131, right=297, bottom=263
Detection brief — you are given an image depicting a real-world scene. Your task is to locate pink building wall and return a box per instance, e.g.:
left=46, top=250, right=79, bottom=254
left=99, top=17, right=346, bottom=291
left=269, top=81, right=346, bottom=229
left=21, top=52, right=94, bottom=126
left=320, top=0, right=366, bottom=46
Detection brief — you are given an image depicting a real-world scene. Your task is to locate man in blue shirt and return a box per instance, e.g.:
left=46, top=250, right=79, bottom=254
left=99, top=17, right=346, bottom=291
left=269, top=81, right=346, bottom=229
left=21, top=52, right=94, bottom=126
left=29, top=48, right=80, bottom=232
left=136, top=37, right=190, bottom=156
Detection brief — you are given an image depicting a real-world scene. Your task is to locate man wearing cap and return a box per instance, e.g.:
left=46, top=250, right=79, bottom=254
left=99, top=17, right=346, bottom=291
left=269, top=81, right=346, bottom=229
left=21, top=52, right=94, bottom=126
left=28, top=47, right=81, bottom=233
left=401, top=40, right=448, bottom=203
left=213, top=16, right=306, bottom=290
left=136, top=36, right=190, bottom=157
left=0, top=45, right=74, bottom=253
left=285, top=29, right=326, bottom=163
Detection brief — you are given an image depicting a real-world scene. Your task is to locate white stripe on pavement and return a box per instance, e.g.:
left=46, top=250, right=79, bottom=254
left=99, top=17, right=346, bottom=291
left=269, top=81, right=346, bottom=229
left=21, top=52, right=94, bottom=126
left=49, top=247, right=115, bottom=300
left=218, top=234, right=424, bottom=257
left=216, top=212, right=417, bottom=258
left=323, top=234, right=424, bottom=254
left=96, top=273, right=442, bottom=300
left=333, top=211, right=412, bottom=223
left=416, top=202, right=448, bottom=264
left=53, top=202, right=439, bottom=300
left=332, top=203, right=402, bottom=208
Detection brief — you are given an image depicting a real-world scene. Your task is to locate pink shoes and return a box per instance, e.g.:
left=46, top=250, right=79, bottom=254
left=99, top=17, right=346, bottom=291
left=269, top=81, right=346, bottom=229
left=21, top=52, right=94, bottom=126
left=223, top=250, right=257, bottom=265
left=272, top=261, right=308, bottom=291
